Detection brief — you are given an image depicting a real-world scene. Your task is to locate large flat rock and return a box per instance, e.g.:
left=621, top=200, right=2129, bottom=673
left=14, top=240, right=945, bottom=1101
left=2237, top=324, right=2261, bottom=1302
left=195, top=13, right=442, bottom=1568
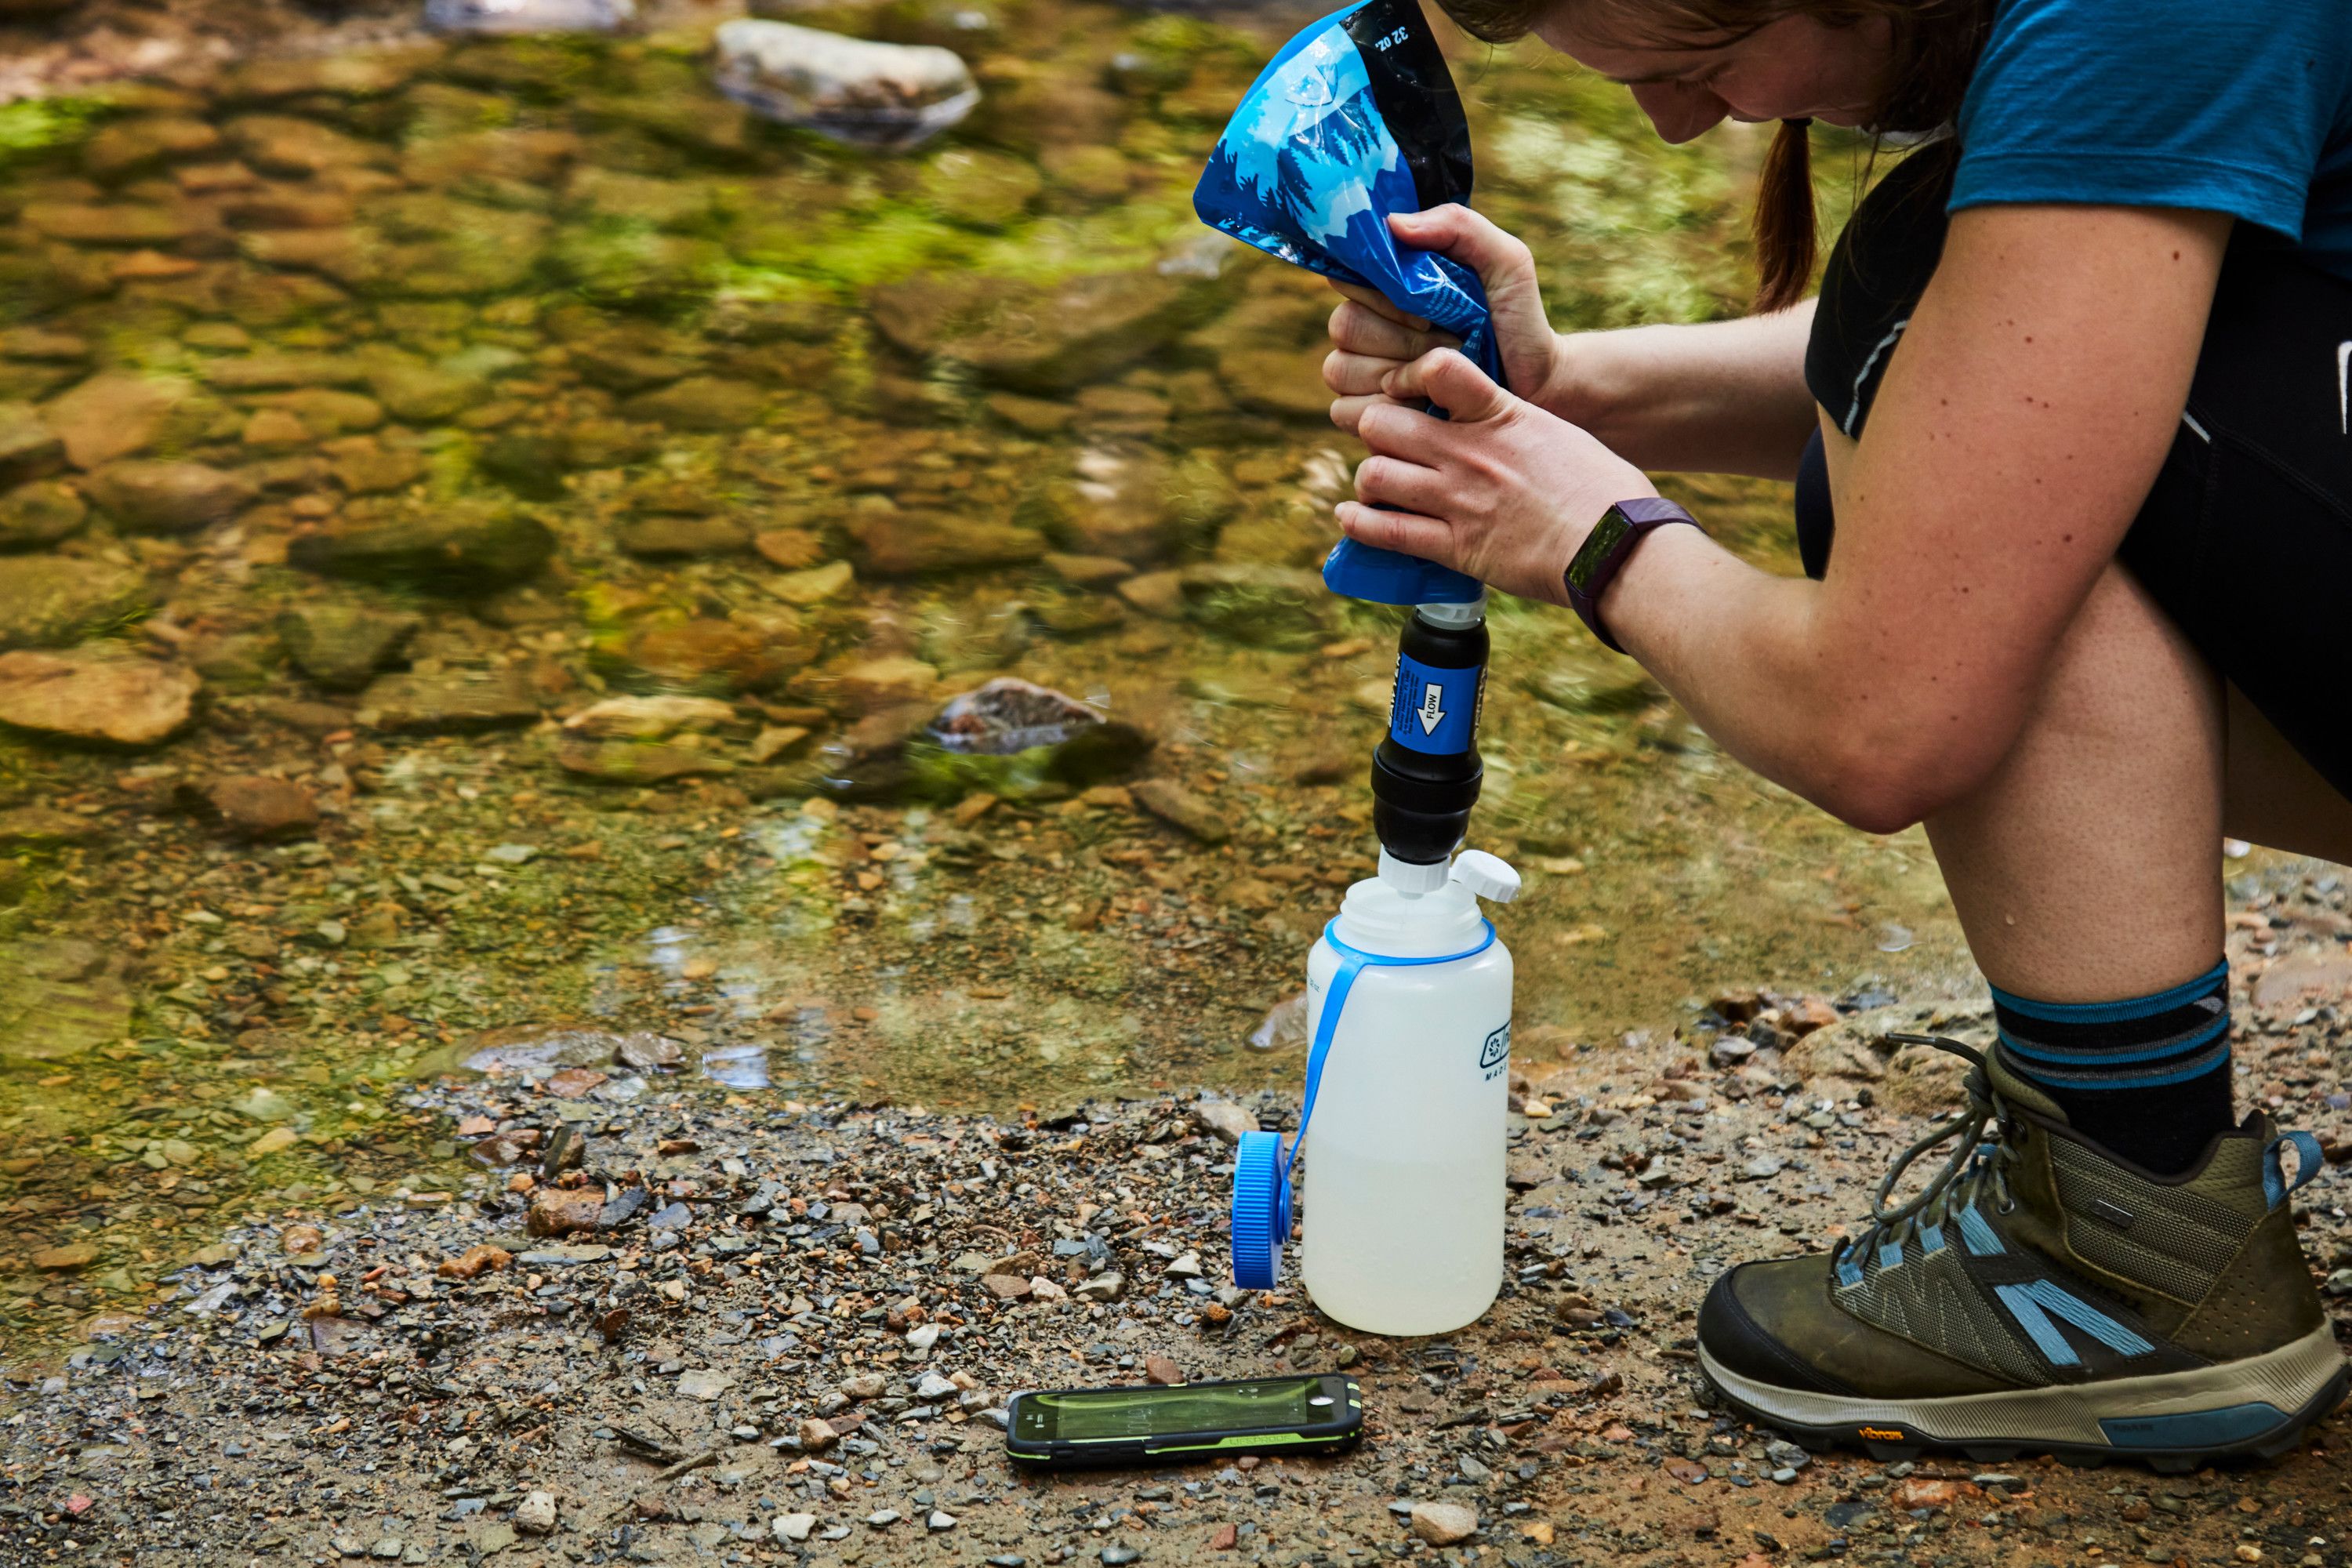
left=0, top=647, right=199, bottom=746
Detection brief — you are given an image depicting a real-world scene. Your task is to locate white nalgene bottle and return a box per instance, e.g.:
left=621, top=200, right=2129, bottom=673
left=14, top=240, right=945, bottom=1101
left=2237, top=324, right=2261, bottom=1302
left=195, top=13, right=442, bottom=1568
left=1298, top=848, right=1518, bottom=1337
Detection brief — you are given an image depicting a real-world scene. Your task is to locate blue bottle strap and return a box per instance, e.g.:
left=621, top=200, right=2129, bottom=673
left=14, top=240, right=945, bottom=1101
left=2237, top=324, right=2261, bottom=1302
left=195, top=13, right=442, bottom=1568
left=1282, top=918, right=1497, bottom=1181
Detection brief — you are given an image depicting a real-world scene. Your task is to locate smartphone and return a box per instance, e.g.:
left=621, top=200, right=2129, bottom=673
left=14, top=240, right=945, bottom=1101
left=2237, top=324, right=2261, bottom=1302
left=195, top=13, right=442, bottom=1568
left=1004, top=1373, right=1363, bottom=1468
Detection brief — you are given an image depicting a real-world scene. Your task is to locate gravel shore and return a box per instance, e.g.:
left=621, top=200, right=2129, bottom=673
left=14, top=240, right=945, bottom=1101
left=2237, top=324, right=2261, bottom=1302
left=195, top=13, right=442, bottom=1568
left=7, top=869, right=2350, bottom=1566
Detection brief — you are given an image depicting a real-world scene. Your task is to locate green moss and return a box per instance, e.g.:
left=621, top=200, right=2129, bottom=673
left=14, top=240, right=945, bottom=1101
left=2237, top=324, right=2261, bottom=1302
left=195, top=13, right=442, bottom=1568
left=0, top=97, right=103, bottom=165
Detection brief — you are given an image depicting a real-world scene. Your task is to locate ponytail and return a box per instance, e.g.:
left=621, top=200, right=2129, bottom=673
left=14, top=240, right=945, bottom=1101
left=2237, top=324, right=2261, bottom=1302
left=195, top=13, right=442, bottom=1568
left=1751, top=117, right=1816, bottom=312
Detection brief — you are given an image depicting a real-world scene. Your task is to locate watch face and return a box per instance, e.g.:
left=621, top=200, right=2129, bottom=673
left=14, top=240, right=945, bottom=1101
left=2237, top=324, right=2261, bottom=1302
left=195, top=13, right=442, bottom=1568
left=1567, top=506, right=1634, bottom=594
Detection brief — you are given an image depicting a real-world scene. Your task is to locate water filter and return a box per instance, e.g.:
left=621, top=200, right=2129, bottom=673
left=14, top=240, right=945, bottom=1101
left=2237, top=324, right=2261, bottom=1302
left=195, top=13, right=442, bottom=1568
left=1232, top=848, right=1519, bottom=1337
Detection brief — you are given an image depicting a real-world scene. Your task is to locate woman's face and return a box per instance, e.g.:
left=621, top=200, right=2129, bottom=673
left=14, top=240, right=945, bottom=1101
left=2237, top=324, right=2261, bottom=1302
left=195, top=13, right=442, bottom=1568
left=1530, top=9, right=1896, bottom=140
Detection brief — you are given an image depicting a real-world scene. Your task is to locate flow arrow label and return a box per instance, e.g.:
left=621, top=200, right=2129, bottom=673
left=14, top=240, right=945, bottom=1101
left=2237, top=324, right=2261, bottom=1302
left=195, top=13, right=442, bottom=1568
left=1388, top=653, right=1479, bottom=756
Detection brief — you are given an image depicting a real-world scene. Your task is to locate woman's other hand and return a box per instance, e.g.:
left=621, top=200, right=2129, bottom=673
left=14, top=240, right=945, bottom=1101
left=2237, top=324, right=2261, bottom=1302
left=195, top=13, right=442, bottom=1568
left=1326, top=205, right=1567, bottom=434
left=1337, top=347, right=1656, bottom=607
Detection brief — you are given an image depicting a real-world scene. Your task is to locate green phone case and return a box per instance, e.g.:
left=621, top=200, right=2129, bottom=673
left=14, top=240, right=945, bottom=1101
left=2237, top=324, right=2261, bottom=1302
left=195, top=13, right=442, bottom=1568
left=1004, top=1374, right=1363, bottom=1468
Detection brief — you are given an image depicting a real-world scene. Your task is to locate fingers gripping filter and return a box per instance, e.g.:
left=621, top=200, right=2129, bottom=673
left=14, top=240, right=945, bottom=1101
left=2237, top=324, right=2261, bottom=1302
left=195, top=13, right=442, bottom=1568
left=1194, top=0, right=1496, bottom=606
left=1230, top=918, right=1495, bottom=1290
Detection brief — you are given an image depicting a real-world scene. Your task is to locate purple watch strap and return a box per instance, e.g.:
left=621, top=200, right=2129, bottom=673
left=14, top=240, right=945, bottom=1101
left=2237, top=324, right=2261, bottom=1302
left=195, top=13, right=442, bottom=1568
left=1564, top=497, right=1700, bottom=654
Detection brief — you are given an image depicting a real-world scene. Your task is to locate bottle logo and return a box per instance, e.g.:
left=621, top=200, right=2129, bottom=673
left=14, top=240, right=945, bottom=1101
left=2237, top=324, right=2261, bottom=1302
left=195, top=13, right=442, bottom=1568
left=1479, top=1022, right=1510, bottom=1073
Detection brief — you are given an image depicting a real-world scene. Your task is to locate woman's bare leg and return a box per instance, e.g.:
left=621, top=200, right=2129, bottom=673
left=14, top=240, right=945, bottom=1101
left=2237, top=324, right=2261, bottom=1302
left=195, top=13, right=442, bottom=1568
left=1922, top=564, right=2227, bottom=1002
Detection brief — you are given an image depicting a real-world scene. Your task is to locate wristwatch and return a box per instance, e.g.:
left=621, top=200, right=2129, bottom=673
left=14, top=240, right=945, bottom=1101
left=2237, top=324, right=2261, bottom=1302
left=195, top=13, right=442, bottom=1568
left=1563, top=497, right=1701, bottom=654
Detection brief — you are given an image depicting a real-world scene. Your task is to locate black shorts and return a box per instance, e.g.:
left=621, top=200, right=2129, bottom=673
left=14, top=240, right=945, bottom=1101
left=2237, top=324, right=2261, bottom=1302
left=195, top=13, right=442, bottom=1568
left=1794, top=147, right=2352, bottom=802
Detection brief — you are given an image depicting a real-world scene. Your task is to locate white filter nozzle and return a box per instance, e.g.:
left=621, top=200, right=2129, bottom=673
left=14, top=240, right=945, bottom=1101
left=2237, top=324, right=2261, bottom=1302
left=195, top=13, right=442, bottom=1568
left=1449, top=848, right=1520, bottom=905
left=1377, top=848, right=1450, bottom=894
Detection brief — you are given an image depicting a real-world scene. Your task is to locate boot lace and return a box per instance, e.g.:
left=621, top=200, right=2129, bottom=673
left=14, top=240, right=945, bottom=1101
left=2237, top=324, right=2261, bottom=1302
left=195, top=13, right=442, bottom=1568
left=1832, top=1034, right=2020, bottom=1283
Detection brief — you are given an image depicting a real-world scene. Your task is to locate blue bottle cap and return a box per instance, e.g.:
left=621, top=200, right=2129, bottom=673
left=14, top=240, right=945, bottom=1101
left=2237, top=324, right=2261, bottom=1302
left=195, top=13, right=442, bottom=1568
left=1230, top=1130, right=1290, bottom=1290
left=1321, top=539, right=1483, bottom=607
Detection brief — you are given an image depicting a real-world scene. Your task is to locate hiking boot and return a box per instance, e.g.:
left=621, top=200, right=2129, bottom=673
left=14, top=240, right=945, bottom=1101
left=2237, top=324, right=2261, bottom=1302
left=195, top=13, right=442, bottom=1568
left=1698, top=1036, right=2347, bottom=1469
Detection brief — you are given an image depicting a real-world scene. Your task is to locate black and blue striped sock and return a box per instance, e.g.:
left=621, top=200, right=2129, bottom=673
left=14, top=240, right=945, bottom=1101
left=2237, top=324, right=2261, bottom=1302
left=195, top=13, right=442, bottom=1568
left=1989, top=960, right=2235, bottom=1175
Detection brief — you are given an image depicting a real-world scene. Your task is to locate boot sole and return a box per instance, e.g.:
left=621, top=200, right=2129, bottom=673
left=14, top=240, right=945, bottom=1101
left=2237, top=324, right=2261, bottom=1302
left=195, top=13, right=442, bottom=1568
left=1700, top=1323, right=2349, bottom=1472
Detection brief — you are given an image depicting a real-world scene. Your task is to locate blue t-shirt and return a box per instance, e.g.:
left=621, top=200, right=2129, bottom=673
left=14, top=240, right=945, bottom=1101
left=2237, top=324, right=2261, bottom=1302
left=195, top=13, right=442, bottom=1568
left=1951, top=0, right=2352, bottom=281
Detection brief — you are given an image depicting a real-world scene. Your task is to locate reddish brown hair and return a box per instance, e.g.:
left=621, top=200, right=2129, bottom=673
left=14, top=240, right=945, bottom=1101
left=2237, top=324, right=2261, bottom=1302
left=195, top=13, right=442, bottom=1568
left=1434, top=0, right=1993, bottom=310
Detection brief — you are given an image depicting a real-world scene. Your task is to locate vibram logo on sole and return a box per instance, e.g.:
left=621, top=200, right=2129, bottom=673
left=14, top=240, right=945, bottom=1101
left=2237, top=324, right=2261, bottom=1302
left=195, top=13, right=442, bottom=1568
left=1858, top=1427, right=1906, bottom=1441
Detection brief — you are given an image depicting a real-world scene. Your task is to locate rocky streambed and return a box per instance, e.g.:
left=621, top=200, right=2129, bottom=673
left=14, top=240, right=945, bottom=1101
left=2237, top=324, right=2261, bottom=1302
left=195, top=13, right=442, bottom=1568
left=2, top=877, right=2349, bottom=1563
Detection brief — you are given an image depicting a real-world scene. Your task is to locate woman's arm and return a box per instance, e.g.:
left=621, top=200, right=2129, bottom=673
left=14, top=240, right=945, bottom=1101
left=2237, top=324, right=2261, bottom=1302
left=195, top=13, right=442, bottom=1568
left=1339, top=202, right=2230, bottom=832
left=1326, top=206, right=1820, bottom=481
left=1561, top=303, right=1820, bottom=480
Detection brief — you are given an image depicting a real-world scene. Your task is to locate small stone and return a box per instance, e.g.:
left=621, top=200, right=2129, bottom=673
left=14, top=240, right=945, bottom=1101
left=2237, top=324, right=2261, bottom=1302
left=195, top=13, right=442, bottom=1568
left=847, top=506, right=1046, bottom=577
left=797, top=1417, right=838, bottom=1451
left=927, top=1510, right=957, bottom=1531
left=982, top=1273, right=1033, bottom=1299
left=514, top=1491, right=557, bottom=1536
left=0, top=481, right=87, bottom=549
left=245, top=1127, right=299, bottom=1160
left=437, top=1244, right=511, bottom=1280
left=526, top=1185, right=606, bottom=1236
left=1408, top=1502, right=1478, bottom=1546
left=41, top=372, right=200, bottom=470
left=358, top=669, right=540, bottom=733
left=1192, top=1098, right=1258, bottom=1144
left=776, top=1513, right=818, bottom=1541
left=713, top=19, right=978, bottom=149
left=915, top=1370, right=957, bottom=1399
left=612, top=508, right=751, bottom=559
left=676, top=1369, right=734, bottom=1400
left=32, top=1241, right=99, bottom=1271
left=0, top=557, right=149, bottom=652
left=866, top=1509, right=901, bottom=1528
left=277, top=604, right=419, bottom=691
left=1100, top=1549, right=1142, bottom=1567
left=1075, top=1272, right=1123, bottom=1301
left=0, top=648, right=198, bottom=747
left=1131, top=779, right=1229, bottom=844
left=289, top=501, right=554, bottom=592
left=1144, top=1356, right=1181, bottom=1385
left=187, top=775, right=318, bottom=839
left=622, top=376, right=766, bottom=432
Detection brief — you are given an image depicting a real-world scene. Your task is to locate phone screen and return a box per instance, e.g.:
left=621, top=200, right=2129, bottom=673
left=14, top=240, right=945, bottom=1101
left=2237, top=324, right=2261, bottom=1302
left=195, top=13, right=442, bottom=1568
left=1018, top=1377, right=1329, bottom=1442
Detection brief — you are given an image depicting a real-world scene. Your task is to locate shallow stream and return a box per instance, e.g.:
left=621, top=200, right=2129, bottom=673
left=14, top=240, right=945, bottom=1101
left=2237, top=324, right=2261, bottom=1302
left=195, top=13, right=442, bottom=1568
left=0, top=0, right=1973, bottom=1341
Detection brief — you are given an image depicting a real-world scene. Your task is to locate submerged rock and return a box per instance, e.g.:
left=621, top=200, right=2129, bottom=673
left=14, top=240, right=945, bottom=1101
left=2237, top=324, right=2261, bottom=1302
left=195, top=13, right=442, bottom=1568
left=1176, top=563, right=1331, bottom=651
left=0, top=938, right=136, bottom=1064
left=606, top=619, right=804, bottom=696
left=41, top=372, right=202, bottom=469
left=0, top=402, right=64, bottom=487
left=0, top=558, right=147, bottom=651
left=564, top=695, right=739, bottom=739
left=822, top=677, right=1149, bottom=801
left=927, top=678, right=1146, bottom=772
left=357, top=668, right=542, bottom=732
left=0, top=647, right=199, bottom=746
left=868, top=268, right=1215, bottom=394
left=180, top=775, right=320, bottom=840
left=426, top=0, right=637, bottom=34
left=278, top=603, right=421, bottom=691
left=289, top=501, right=554, bottom=592
left=1016, top=448, right=1236, bottom=564
left=0, top=481, right=87, bottom=549
left=84, top=459, right=257, bottom=534
left=846, top=506, right=1045, bottom=577
left=713, top=19, right=979, bottom=150
left=555, top=735, right=735, bottom=783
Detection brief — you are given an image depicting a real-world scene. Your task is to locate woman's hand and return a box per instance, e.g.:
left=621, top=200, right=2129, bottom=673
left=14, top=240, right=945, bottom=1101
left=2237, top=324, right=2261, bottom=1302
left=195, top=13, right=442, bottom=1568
left=1325, top=205, right=1566, bottom=434
left=1337, top=348, right=1657, bottom=607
